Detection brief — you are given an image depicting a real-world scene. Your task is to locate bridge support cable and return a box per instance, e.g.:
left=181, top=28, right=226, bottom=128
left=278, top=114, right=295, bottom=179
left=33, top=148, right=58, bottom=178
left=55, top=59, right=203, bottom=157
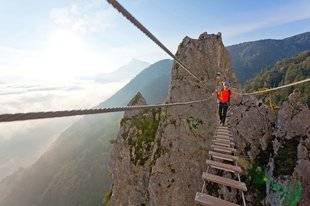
left=239, top=78, right=310, bottom=96
left=106, top=0, right=201, bottom=82
left=0, top=97, right=214, bottom=123
left=0, top=78, right=309, bottom=123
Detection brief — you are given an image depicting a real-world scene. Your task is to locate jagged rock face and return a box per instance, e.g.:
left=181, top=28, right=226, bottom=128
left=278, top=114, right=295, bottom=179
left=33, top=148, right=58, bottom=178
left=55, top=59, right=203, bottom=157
left=109, top=92, right=161, bottom=205
left=275, top=91, right=310, bottom=140
left=109, top=32, right=235, bottom=206
left=227, top=96, right=275, bottom=204
left=169, top=32, right=236, bottom=104
left=228, top=96, right=275, bottom=160
left=148, top=33, right=235, bottom=206
left=228, top=91, right=310, bottom=206
left=268, top=91, right=310, bottom=206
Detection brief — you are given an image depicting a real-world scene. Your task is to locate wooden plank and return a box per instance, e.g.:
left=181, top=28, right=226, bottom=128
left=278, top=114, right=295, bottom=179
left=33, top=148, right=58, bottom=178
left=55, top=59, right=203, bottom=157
left=217, top=129, right=231, bottom=132
left=211, top=145, right=236, bottom=152
left=217, top=132, right=232, bottom=137
left=216, top=131, right=233, bottom=137
left=213, top=141, right=232, bottom=148
left=206, top=160, right=242, bottom=173
left=212, top=138, right=235, bottom=145
left=217, top=128, right=231, bottom=131
left=213, top=147, right=234, bottom=154
left=209, top=151, right=238, bottom=161
left=202, top=172, right=247, bottom=191
left=217, top=129, right=230, bottom=133
left=195, top=192, right=239, bottom=206
left=217, top=128, right=232, bottom=132
left=218, top=126, right=229, bottom=129
left=216, top=133, right=232, bottom=137
left=215, top=137, right=234, bottom=142
left=215, top=135, right=233, bottom=140
left=217, top=127, right=230, bottom=131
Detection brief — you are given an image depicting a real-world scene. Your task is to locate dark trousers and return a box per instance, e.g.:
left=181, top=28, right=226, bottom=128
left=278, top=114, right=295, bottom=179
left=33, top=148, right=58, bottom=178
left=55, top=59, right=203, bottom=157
left=218, top=102, right=229, bottom=125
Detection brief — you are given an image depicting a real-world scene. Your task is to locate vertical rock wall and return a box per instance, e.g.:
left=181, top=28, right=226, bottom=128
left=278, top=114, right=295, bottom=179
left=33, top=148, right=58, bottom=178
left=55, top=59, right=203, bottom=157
left=109, top=32, right=236, bottom=206
left=148, top=32, right=235, bottom=205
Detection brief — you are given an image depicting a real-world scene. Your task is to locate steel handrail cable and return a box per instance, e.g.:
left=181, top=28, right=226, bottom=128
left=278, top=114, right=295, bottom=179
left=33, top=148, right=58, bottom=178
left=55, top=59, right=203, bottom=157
left=238, top=78, right=310, bottom=96
left=0, top=97, right=214, bottom=123
left=106, top=0, right=201, bottom=82
left=1, top=78, right=309, bottom=123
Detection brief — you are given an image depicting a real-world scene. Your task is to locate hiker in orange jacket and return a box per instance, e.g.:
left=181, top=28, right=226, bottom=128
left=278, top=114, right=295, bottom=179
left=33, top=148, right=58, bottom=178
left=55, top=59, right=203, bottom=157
left=215, top=80, right=232, bottom=126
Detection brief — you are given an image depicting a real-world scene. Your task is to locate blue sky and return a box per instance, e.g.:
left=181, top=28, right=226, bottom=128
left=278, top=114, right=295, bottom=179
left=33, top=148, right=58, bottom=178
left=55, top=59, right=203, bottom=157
left=0, top=0, right=310, bottom=82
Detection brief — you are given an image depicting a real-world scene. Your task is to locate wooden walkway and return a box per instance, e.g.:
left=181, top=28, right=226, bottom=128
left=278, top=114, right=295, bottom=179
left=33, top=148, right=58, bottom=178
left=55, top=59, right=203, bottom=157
left=195, top=126, right=247, bottom=206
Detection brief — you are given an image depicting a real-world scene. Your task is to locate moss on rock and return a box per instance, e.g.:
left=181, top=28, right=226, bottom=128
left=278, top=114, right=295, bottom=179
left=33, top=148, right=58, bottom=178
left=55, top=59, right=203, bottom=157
left=274, top=138, right=299, bottom=177
left=127, top=108, right=161, bottom=166
left=186, top=116, right=203, bottom=131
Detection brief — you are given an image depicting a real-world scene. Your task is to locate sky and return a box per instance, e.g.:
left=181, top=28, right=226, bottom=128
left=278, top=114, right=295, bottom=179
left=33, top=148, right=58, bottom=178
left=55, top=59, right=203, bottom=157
left=0, top=0, right=310, bottom=84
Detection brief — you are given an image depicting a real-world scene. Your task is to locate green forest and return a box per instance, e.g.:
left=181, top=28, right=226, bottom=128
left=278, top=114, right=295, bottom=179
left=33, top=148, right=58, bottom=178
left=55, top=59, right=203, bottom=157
left=244, top=51, right=310, bottom=108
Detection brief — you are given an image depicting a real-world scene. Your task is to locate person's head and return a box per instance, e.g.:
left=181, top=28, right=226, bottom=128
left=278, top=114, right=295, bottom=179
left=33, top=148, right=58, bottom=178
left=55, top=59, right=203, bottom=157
left=222, top=80, right=230, bottom=89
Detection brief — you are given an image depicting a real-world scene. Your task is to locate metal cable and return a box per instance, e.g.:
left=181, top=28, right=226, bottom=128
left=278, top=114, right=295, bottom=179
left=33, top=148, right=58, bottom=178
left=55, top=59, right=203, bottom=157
left=0, top=97, right=214, bottom=123
left=240, top=78, right=310, bottom=95
left=1, top=77, right=309, bottom=123
left=106, top=0, right=201, bottom=82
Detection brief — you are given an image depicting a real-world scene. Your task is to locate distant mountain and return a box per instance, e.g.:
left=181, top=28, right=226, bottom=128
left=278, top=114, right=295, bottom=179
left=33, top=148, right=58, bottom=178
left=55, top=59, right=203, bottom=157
left=0, top=59, right=172, bottom=206
left=244, top=50, right=310, bottom=106
left=101, top=59, right=172, bottom=107
left=83, top=59, right=150, bottom=84
left=227, top=32, right=310, bottom=84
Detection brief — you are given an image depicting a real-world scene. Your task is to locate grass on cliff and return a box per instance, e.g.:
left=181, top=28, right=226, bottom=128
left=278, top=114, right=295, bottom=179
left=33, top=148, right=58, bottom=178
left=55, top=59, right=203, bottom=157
left=126, top=108, right=161, bottom=166
left=274, top=138, right=299, bottom=177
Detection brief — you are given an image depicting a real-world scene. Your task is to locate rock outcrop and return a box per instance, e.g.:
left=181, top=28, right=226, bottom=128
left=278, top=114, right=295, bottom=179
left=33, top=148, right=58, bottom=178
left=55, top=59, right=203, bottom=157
left=228, top=96, right=275, bottom=205
left=109, top=32, right=236, bottom=205
left=148, top=32, right=236, bottom=206
left=108, top=32, right=309, bottom=206
left=228, top=90, right=310, bottom=206
left=109, top=92, right=161, bottom=205
left=267, top=90, right=310, bottom=206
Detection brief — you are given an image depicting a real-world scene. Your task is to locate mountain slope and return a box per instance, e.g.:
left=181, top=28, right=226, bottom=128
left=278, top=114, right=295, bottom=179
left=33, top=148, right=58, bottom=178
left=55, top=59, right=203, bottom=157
left=0, top=59, right=172, bottom=206
left=244, top=50, right=310, bottom=106
left=84, top=59, right=150, bottom=84
left=227, top=32, right=310, bottom=83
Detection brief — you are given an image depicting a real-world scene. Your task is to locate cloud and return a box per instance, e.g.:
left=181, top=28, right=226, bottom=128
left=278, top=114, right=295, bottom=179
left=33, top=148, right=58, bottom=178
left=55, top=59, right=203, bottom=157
left=49, top=0, right=115, bottom=34
left=0, top=80, right=127, bottom=114
left=0, top=79, right=127, bottom=180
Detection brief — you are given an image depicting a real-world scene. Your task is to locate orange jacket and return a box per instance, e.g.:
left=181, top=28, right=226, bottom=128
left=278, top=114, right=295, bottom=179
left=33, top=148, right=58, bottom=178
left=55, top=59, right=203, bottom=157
left=217, top=88, right=231, bottom=103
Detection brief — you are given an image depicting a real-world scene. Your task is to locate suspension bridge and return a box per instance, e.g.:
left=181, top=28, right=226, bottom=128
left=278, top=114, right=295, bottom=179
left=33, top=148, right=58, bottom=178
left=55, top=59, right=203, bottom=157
left=1, top=0, right=309, bottom=205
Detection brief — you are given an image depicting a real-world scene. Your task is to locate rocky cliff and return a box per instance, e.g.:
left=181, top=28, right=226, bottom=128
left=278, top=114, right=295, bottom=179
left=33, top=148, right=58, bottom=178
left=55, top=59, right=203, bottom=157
left=228, top=90, right=309, bottom=206
left=108, top=32, right=309, bottom=206
left=109, top=32, right=236, bottom=205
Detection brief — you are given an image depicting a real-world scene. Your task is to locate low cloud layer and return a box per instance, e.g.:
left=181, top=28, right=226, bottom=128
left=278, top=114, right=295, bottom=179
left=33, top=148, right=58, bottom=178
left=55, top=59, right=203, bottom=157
left=0, top=79, right=127, bottom=180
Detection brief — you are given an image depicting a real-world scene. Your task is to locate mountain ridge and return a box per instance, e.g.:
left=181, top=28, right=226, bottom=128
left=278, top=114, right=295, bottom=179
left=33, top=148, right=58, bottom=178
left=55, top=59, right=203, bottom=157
left=227, top=32, right=310, bottom=83
left=82, top=59, right=150, bottom=84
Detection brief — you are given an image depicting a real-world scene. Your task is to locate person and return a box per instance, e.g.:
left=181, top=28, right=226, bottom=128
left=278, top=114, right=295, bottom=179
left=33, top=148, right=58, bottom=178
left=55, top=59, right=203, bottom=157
left=215, top=80, right=232, bottom=126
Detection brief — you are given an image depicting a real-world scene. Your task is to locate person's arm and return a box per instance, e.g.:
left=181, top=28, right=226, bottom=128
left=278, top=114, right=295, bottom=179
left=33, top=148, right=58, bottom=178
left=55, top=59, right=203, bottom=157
left=228, top=90, right=232, bottom=104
